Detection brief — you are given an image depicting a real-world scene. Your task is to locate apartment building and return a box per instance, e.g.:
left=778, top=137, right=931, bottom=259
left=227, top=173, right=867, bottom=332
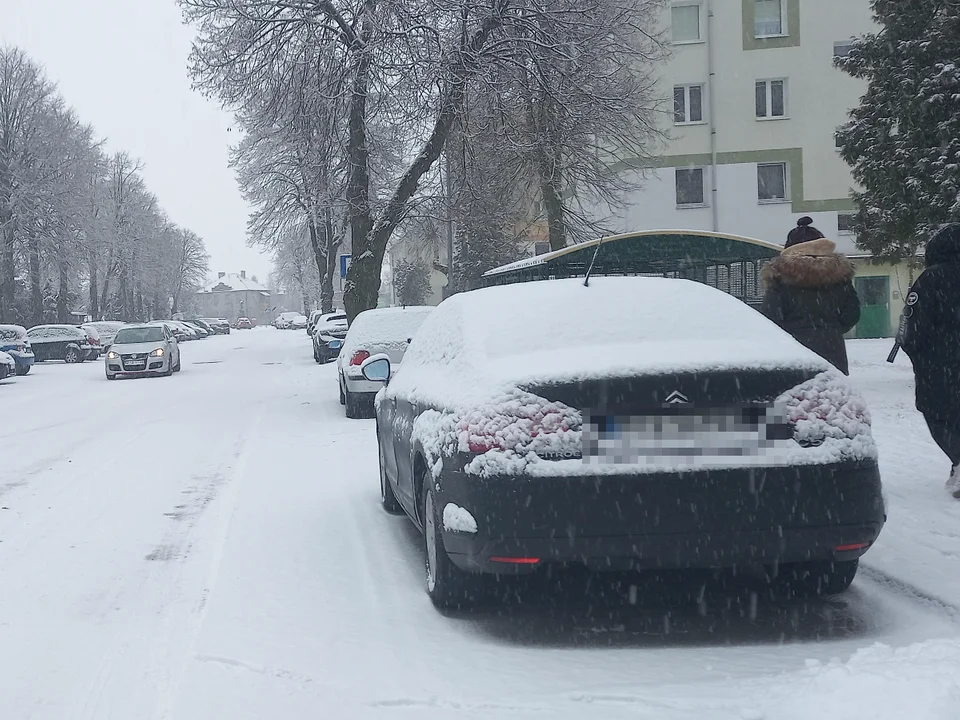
left=602, top=0, right=909, bottom=338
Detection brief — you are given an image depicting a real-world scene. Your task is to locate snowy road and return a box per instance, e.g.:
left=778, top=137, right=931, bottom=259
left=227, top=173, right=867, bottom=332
left=2, top=330, right=960, bottom=719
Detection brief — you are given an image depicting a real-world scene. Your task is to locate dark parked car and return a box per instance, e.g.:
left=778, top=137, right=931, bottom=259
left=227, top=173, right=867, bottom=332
left=364, top=277, right=885, bottom=609
left=0, top=324, right=35, bottom=375
left=26, top=325, right=95, bottom=363
left=201, top=318, right=230, bottom=334
left=312, top=313, right=348, bottom=364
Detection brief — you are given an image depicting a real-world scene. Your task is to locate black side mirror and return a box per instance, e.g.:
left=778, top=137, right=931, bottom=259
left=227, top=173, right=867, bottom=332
left=406, top=337, right=412, bottom=344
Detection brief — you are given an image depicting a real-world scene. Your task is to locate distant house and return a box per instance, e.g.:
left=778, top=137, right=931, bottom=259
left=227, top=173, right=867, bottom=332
left=194, top=271, right=283, bottom=325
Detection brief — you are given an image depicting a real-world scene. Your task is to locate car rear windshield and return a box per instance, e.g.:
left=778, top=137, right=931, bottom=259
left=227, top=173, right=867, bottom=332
left=0, top=326, right=25, bottom=340
left=114, top=327, right=165, bottom=344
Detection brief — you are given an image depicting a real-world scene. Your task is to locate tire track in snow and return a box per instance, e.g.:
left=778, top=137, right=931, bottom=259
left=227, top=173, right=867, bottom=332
left=859, top=564, right=960, bottom=623
left=67, top=421, right=258, bottom=720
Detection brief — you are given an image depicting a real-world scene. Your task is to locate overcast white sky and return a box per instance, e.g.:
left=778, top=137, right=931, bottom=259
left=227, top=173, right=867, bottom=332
left=3, top=0, right=272, bottom=285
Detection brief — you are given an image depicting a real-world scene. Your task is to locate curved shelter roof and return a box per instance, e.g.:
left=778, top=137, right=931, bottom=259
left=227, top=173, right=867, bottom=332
left=482, top=229, right=784, bottom=304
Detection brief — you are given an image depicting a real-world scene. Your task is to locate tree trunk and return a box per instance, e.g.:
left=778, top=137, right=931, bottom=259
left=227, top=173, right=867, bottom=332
left=539, top=170, right=567, bottom=251
left=342, top=0, right=509, bottom=321
left=0, top=208, right=16, bottom=323
left=57, top=261, right=69, bottom=323
left=322, top=209, right=339, bottom=313
left=27, top=224, right=42, bottom=326
left=88, top=259, right=99, bottom=320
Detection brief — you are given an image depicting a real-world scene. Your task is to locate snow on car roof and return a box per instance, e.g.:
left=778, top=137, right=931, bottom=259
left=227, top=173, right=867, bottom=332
left=341, top=306, right=434, bottom=357
left=395, top=277, right=829, bottom=404
left=0, top=324, right=27, bottom=340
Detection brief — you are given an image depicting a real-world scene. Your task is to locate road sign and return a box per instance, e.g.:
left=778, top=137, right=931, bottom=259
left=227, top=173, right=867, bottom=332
left=340, top=254, right=352, bottom=279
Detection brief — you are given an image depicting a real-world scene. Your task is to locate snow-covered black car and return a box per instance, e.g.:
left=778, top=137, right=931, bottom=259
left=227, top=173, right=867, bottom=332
left=312, top=312, right=348, bottom=364
left=363, top=277, right=885, bottom=609
left=26, top=325, right=95, bottom=363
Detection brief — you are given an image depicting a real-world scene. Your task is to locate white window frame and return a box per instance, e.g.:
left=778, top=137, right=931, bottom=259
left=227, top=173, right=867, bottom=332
left=833, top=40, right=855, bottom=59
left=671, top=2, right=703, bottom=45
left=757, top=162, right=789, bottom=204
left=754, top=0, right=788, bottom=38
left=755, top=78, right=788, bottom=120
left=673, top=84, right=706, bottom=125
left=837, top=213, right=856, bottom=235
left=675, top=167, right=708, bottom=208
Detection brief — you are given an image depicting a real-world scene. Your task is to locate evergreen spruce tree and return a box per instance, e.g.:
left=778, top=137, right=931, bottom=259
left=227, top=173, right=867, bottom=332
left=836, top=0, right=960, bottom=262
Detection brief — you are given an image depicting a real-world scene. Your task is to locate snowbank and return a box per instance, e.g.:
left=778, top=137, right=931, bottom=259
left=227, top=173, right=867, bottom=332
left=745, top=639, right=960, bottom=720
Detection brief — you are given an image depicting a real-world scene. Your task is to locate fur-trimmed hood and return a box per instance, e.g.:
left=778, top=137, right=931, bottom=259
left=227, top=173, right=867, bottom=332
left=762, top=238, right=855, bottom=289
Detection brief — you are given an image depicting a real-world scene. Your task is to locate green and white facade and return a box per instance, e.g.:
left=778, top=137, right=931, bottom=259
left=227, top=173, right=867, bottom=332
left=603, top=0, right=910, bottom=338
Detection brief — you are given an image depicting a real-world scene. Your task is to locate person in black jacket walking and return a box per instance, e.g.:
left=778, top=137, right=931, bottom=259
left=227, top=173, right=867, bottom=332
left=761, top=217, right=861, bottom=374
left=900, top=223, right=960, bottom=498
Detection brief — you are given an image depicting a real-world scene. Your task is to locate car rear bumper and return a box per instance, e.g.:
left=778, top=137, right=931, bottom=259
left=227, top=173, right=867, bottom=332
left=435, top=460, right=885, bottom=575
left=8, top=351, right=34, bottom=369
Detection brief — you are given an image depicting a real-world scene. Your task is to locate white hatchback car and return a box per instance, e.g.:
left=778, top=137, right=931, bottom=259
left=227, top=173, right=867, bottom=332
left=105, top=324, right=181, bottom=380
left=338, top=306, right=433, bottom=418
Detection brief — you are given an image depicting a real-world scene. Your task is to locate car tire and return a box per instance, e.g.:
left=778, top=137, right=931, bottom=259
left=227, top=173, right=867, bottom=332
left=422, top=483, right=472, bottom=609
left=173, top=357, right=181, bottom=372
left=339, top=380, right=346, bottom=406
left=313, top=346, right=321, bottom=363
left=781, top=559, right=859, bottom=597
left=106, top=373, right=116, bottom=381
left=64, top=346, right=82, bottom=364
left=15, top=365, right=29, bottom=376
left=378, top=432, right=403, bottom=514
left=345, top=389, right=362, bottom=419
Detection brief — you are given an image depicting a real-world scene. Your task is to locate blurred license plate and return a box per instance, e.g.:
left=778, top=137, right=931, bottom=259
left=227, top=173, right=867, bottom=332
left=583, top=409, right=779, bottom=464
left=127, top=361, right=146, bottom=369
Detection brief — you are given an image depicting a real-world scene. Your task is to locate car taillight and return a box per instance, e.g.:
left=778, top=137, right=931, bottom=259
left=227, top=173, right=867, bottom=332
left=350, top=350, right=370, bottom=366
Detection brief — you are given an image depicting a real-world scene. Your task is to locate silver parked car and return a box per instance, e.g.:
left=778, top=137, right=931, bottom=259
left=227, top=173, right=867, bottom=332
left=105, top=324, right=181, bottom=380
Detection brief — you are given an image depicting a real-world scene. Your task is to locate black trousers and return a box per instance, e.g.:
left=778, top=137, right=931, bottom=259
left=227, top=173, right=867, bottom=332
left=925, top=415, right=960, bottom=466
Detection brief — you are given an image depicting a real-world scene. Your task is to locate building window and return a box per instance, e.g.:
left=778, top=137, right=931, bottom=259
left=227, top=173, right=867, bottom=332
left=534, top=241, right=551, bottom=256
left=833, top=40, right=855, bottom=58
left=676, top=167, right=706, bottom=207
left=755, top=0, right=785, bottom=37
left=838, top=213, right=856, bottom=235
left=671, top=3, right=701, bottom=43
left=757, top=163, right=787, bottom=202
left=755, top=79, right=787, bottom=119
left=674, top=85, right=704, bottom=124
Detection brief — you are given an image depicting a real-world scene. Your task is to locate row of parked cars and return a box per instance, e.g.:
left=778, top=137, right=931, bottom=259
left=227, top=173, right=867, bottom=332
left=0, top=317, right=231, bottom=382
left=312, top=278, right=885, bottom=611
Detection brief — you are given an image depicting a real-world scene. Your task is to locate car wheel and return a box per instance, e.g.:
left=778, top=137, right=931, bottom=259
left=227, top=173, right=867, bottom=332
left=781, top=559, right=859, bottom=597
left=345, top=389, right=362, bottom=419
left=378, top=431, right=403, bottom=514
left=174, top=357, right=181, bottom=372
left=64, top=346, right=82, bottom=364
left=339, top=379, right=346, bottom=406
left=106, top=373, right=116, bottom=381
left=313, top=346, right=321, bottom=363
left=15, top=365, right=29, bottom=376
left=422, top=483, right=472, bottom=609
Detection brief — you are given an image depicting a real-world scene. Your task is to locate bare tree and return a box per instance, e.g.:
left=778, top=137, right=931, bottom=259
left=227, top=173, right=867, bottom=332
left=0, top=45, right=211, bottom=325
left=182, top=0, right=666, bottom=319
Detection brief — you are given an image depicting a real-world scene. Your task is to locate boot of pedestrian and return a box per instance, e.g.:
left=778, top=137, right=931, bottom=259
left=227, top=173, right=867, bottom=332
left=947, top=464, right=960, bottom=499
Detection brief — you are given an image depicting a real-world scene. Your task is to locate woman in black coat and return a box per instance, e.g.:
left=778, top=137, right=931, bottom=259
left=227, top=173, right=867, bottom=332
left=761, top=217, right=861, bottom=374
left=900, top=223, right=960, bottom=497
